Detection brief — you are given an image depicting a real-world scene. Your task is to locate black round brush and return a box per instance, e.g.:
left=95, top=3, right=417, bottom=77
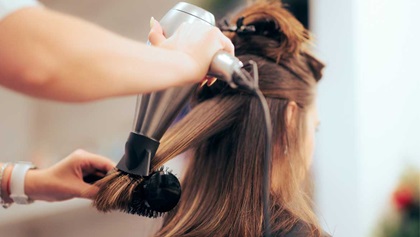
left=127, top=167, right=181, bottom=217
left=93, top=170, right=181, bottom=217
left=93, top=133, right=182, bottom=217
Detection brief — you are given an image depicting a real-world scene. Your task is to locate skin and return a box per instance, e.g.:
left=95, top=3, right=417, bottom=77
left=0, top=7, right=234, bottom=102
left=1, top=150, right=114, bottom=203
left=0, top=5, right=234, bottom=203
left=304, top=101, right=320, bottom=167
left=286, top=99, right=320, bottom=168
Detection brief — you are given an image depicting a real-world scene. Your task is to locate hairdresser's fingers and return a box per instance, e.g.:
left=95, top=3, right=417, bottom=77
left=148, top=17, right=166, bottom=46
left=72, top=149, right=115, bottom=175
left=207, top=77, right=217, bottom=86
left=219, top=31, right=235, bottom=56
left=85, top=155, right=115, bottom=173
left=199, top=76, right=218, bottom=87
left=200, top=79, right=208, bottom=87
left=81, top=183, right=99, bottom=199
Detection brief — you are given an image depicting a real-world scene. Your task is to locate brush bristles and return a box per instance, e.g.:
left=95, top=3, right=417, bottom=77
left=126, top=198, right=164, bottom=218
left=92, top=168, right=143, bottom=213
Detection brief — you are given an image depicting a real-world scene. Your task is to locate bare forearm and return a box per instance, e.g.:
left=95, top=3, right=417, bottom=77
left=0, top=7, right=198, bottom=102
left=0, top=150, right=115, bottom=203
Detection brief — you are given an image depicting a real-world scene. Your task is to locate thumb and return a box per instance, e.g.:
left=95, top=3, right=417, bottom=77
left=148, top=17, right=166, bottom=46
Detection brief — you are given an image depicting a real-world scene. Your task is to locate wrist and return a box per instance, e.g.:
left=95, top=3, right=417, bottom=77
left=171, top=50, right=204, bottom=85
left=1, top=164, right=14, bottom=204
left=9, top=162, right=37, bottom=204
left=24, top=169, right=44, bottom=201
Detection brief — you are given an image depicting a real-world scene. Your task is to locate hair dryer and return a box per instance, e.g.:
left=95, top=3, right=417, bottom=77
left=117, top=2, right=251, bottom=177
left=113, top=2, right=259, bottom=217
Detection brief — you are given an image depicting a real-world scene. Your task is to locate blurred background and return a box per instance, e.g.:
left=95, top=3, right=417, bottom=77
left=0, top=0, right=418, bottom=236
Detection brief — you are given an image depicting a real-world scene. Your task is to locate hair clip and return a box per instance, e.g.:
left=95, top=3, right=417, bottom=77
left=220, top=16, right=256, bottom=35
left=220, top=16, right=281, bottom=40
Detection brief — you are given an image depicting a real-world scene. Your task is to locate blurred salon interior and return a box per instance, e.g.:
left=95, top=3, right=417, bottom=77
left=0, top=0, right=419, bottom=236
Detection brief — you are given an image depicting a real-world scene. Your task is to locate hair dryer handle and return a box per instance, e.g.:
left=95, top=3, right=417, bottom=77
left=209, top=51, right=243, bottom=89
left=158, top=2, right=245, bottom=89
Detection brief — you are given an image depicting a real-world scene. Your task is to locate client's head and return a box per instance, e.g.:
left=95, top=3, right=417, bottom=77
left=151, top=1, right=324, bottom=236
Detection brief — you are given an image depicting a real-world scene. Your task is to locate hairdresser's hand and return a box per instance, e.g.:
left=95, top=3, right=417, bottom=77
left=24, top=149, right=115, bottom=202
left=148, top=18, right=234, bottom=85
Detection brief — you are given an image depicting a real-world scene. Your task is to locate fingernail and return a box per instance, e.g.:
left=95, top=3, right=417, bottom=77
left=150, top=17, right=155, bottom=29
left=200, top=79, right=208, bottom=88
left=207, top=77, right=217, bottom=86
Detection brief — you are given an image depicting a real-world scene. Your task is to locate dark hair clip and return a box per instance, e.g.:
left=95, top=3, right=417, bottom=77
left=220, top=16, right=256, bottom=35
left=220, top=16, right=281, bottom=40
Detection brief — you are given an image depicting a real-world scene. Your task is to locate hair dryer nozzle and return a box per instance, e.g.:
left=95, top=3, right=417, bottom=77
left=209, top=51, right=244, bottom=89
left=116, top=132, right=160, bottom=176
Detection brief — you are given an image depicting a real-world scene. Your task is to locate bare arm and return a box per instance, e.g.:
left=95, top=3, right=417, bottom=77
left=0, top=150, right=115, bottom=203
left=0, top=7, right=233, bottom=102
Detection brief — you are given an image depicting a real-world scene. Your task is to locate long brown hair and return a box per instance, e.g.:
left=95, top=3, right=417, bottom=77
left=151, top=1, right=324, bottom=236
